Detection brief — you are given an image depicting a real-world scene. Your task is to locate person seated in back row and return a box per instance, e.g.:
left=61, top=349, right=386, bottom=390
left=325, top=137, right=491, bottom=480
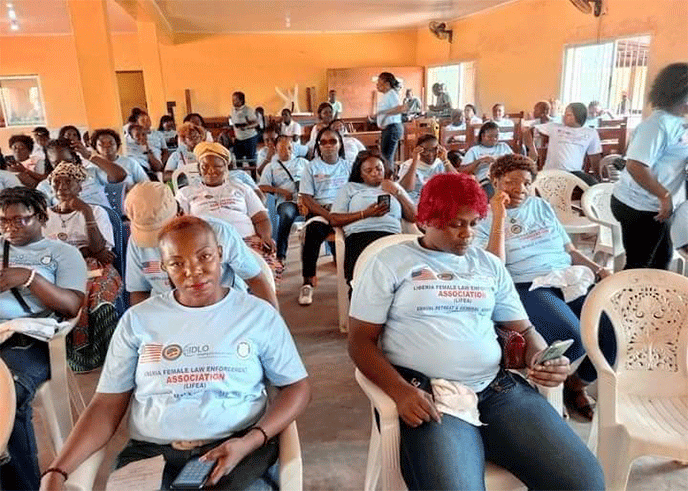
left=348, top=172, right=605, bottom=491
left=163, top=122, right=204, bottom=182
left=397, top=134, right=456, bottom=204
left=490, top=103, right=515, bottom=140
left=0, top=187, right=86, bottom=491
left=126, top=181, right=278, bottom=309
left=40, top=215, right=311, bottom=491
left=458, top=121, right=513, bottom=199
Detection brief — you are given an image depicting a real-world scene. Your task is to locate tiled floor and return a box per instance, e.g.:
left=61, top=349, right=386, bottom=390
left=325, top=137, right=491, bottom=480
left=34, top=236, right=688, bottom=490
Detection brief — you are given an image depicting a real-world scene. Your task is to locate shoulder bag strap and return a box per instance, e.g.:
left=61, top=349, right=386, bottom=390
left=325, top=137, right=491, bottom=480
left=276, top=160, right=296, bottom=183
left=3, top=241, right=33, bottom=314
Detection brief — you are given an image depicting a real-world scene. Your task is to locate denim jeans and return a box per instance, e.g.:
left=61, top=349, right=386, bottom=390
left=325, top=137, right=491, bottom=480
left=275, top=201, right=299, bottom=260
left=234, top=134, right=259, bottom=161
left=116, top=436, right=279, bottom=490
left=515, top=283, right=616, bottom=383
left=399, top=370, right=605, bottom=490
left=380, top=123, right=403, bottom=172
left=0, top=335, right=50, bottom=491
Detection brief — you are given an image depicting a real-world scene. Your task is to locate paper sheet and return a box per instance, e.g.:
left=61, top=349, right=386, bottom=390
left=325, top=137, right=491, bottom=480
left=105, top=455, right=165, bottom=491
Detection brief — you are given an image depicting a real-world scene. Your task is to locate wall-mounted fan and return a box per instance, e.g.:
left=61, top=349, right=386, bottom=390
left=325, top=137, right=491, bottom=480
left=569, top=0, right=608, bottom=17
left=429, top=21, right=453, bottom=43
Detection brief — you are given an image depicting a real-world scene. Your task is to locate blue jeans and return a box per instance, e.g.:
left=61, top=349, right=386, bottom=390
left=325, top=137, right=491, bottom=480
left=0, top=335, right=50, bottom=490
left=275, top=201, right=299, bottom=260
left=380, top=123, right=403, bottom=172
left=400, top=370, right=604, bottom=490
left=515, top=283, right=616, bottom=383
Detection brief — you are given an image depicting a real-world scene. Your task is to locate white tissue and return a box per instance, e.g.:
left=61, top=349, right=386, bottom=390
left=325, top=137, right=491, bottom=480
left=431, top=378, right=484, bottom=427
left=529, top=265, right=595, bottom=302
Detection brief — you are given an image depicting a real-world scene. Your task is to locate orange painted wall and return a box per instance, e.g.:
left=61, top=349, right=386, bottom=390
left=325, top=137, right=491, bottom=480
left=112, top=32, right=141, bottom=71
left=416, top=0, right=688, bottom=115
left=157, top=31, right=418, bottom=122
left=0, top=35, right=86, bottom=148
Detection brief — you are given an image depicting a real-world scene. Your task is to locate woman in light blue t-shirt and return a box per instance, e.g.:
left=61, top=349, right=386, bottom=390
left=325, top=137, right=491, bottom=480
left=478, top=154, right=616, bottom=421
left=330, top=151, right=416, bottom=283
left=349, top=172, right=603, bottom=491
left=459, top=121, right=513, bottom=198
left=41, top=216, right=310, bottom=491
left=611, top=63, right=688, bottom=270
left=370, top=72, right=406, bottom=172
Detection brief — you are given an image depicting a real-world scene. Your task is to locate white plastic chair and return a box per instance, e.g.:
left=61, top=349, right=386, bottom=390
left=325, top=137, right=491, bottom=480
left=534, top=170, right=599, bottom=244
left=581, top=269, right=688, bottom=491
left=170, top=163, right=200, bottom=194
left=581, top=183, right=625, bottom=271
left=337, top=226, right=422, bottom=333
left=599, top=154, right=623, bottom=183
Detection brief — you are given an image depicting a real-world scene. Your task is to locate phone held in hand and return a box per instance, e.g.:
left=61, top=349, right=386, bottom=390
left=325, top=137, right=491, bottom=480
left=377, top=194, right=391, bottom=208
left=535, top=339, right=574, bottom=365
left=170, top=457, right=215, bottom=489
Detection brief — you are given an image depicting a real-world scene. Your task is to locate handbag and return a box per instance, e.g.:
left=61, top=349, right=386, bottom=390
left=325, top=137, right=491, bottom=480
left=496, top=328, right=527, bottom=369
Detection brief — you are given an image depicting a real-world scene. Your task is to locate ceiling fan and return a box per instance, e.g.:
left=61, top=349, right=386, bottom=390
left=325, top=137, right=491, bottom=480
left=429, top=21, right=453, bottom=43
left=569, top=0, right=608, bottom=17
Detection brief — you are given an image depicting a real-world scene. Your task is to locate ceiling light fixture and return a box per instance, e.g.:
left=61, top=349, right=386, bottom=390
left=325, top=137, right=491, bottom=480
left=6, top=2, right=18, bottom=30
left=10, top=20, right=18, bottom=30
left=285, top=11, right=291, bottom=28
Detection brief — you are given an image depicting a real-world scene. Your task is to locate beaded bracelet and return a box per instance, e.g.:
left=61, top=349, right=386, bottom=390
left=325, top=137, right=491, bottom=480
left=41, top=467, right=68, bottom=481
left=23, top=269, right=36, bottom=289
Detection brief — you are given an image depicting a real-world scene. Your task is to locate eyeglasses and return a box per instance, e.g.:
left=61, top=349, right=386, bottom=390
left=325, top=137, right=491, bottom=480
left=319, top=138, right=339, bottom=146
left=0, top=214, right=36, bottom=229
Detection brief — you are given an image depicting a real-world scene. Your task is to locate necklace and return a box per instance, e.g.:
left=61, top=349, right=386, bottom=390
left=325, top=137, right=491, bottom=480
left=55, top=210, right=79, bottom=229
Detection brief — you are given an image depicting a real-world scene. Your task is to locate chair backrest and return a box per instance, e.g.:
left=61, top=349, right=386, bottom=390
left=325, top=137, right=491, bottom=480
left=171, top=163, right=200, bottom=194
left=248, top=248, right=276, bottom=292
left=581, top=269, right=688, bottom=400
left=533, top=169, right=590, bottom=222
left=349, top=131, right=381, bottom=151
left=596, top=119, right=628, bottom=155
left=599, top=153, right=623, bottom=183
left=581, top=183, right=623, bottom=256
left=0, top=360, right=15, bottom=456
left=104, top=182, right=126, bottom=217
left=351, top=234, right=419, bottom=289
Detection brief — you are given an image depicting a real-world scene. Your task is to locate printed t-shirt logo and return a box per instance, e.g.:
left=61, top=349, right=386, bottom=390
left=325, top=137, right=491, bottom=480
left=142, top=261, right=162, bottom=274
left=139, top=343, right=163, bottom=363
left=412, top=268, right=437, bottom=281
left=236, top=341, right=251, bottom=359
left=40, top=255, right=51, bottom=265
left=437, top=273, right=454, bottom=281
left=162, top=344, right=183, bottom=361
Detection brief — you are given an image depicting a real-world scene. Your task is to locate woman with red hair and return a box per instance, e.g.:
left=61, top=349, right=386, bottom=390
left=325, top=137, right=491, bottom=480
left=348, top=173, right=603, bottom=490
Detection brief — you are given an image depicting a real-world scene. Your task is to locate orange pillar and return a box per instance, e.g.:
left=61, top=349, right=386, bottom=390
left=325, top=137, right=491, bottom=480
left=66, top=0, right=122, bottom=130
left=137, top=21, right=168, bottom=125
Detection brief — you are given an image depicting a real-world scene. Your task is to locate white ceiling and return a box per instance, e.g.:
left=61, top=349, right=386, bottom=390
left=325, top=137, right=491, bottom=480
left=0, top=0, right=515, bottom=36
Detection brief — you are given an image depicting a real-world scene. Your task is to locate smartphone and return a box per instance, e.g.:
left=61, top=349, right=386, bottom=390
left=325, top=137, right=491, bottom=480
left=170, top=457, right=215, bottom=489
left=377, top=194, right=391, bottom=208
left=4, top=155, right=16, bottom=165
left=535, top=339, right=574, bottom=365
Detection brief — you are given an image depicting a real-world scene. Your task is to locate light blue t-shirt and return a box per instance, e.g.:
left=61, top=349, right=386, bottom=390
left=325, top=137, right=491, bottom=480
left=37, top=160, right=111, bottom=209
left=164, top=148, right=197, bottom=172
left=349, top=239, right=527, bottom=392
left=96, top=289, right=308, bottom=444
left=474, top=197, right=572, bottom=283
left=613, top=110, right=688, bottom=212
left=397, top=158, right=446, bottom=203
left=125, top=216, right=260, bottom=295
left=259, top=157, right=307, bottom=206
left=377, top=90, right=402, bottom=128
left=332, top=182, right=403, bottom=236
left=126, top=131, right=168, bottom=168
left=299, top=157, right=351, bottom=206
left=0, top=170, right=20, bottom=191
left=671, top=200, right=688, bottom=250
left=115, top=155, right=149, bottom=190
left=0, top=238, right=87, bottom=321
left=461, top=143, right=513, bottom=183
left=228, top=170, right=258, bottom=190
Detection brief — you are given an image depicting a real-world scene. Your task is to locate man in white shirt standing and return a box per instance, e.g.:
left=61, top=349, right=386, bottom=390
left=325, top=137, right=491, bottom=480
left=230, top=91, right=260, bottom=162
left=328, top=90, right=343, bottom=119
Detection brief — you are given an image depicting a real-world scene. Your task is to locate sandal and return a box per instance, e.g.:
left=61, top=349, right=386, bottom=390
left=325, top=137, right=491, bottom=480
left=564, top=385, right=595, bottom=421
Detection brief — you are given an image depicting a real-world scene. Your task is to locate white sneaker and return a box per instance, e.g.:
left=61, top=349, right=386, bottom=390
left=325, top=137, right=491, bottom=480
left=298, top=285, right=314, bottom=306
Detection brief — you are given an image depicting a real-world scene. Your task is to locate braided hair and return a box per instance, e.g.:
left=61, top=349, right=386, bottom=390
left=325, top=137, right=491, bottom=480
left=0, top=186, right=49, bottom=223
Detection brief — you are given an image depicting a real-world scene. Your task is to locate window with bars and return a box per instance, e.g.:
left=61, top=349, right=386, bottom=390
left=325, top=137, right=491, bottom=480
left=0, top=76, right=46, bottom=127
left=426, top=61, right=476, bottom=113
left=560, top=35, right=650, bottom=127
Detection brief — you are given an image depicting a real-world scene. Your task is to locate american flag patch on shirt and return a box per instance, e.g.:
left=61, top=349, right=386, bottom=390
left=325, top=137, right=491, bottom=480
left=139, top=343, right=163, bottom=363
left=142, top=261, right=162, bottom=274
left=411, top=268, right=437, bottom=281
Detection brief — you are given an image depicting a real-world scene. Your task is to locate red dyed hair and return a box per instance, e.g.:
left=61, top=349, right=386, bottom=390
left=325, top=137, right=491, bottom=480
left=417, top=173, right=488, bottom=227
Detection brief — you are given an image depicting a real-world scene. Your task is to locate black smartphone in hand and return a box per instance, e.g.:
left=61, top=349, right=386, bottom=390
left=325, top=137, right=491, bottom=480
left=170, top=457, right=215, bottom=489
left=377, top=194, right=391, bottom=208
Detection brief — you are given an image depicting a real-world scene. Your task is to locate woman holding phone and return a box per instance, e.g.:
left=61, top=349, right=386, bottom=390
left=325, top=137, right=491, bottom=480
left=474, top=154, right=616, bottom=420
left=330, top=151, right=416, bottom=284
left=348, top=172, right=604, bottom=490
